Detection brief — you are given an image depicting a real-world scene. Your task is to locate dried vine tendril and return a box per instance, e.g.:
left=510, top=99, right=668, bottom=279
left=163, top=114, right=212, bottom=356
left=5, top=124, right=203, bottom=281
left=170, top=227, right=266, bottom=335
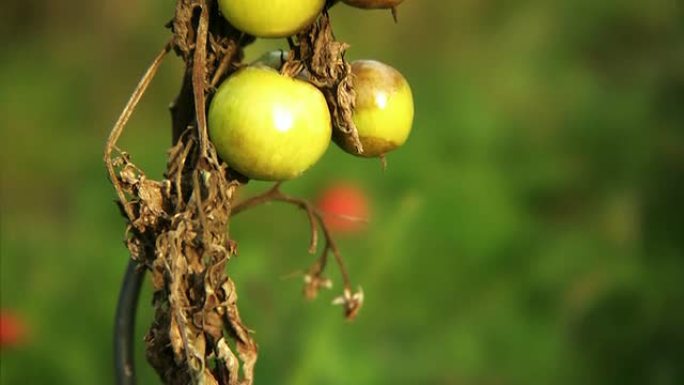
left=105, top=1, right=367, bottom=384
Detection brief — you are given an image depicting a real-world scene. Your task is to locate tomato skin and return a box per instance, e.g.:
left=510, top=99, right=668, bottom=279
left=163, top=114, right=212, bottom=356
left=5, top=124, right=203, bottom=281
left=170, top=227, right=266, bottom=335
left=218, top=0, right=325, bottom=38
left=317, top=183, right=370, bottom=233
left=209, top=66, right=332, bottom=181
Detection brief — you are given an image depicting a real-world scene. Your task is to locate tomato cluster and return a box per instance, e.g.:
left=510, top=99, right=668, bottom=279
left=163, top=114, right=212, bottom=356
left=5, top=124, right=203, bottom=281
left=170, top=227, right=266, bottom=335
left=210, top=0, right=413, bottom=181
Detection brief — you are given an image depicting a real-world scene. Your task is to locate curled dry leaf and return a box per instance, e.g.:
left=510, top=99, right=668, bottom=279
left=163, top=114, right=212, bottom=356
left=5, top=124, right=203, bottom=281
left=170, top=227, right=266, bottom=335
left=107, top=1, right=259, bottom=383
left=295, top=14, right=364, bottom=154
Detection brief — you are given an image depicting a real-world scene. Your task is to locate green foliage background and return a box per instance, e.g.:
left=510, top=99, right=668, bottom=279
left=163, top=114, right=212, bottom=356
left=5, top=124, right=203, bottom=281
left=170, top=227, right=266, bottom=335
left=1, top=1, right=683, bottom=384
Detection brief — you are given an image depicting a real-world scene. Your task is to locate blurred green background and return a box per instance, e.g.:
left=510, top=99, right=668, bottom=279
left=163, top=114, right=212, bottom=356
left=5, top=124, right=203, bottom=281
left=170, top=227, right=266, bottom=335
left=1, top=0, right=683, bottom=384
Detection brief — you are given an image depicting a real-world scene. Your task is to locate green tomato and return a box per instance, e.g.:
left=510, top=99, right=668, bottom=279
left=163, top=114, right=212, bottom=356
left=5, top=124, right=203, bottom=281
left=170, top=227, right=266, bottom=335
left=342, top=0, right=404, bottom=9
left=218, top=0, right=325, bottom=38
left=209, top=66, right=332, bottom=181
left=334, top=60, right=414, bottom=157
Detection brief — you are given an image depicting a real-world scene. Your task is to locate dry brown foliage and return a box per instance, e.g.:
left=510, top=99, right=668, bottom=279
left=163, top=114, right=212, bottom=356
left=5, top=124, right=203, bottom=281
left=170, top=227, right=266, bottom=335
left=104, top=1, right=368, bottom=384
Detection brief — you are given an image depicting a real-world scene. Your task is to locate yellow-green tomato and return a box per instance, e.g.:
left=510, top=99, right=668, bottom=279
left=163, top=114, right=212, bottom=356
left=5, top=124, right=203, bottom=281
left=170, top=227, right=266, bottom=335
left=218, top=0, right=325, bottom=38
left=335, top=60, right=414, bottom=157
left=209, top=66, right=331, bottom=181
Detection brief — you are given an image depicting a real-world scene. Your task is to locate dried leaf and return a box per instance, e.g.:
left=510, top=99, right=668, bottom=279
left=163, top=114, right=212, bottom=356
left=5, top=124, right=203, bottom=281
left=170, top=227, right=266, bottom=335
left=296, top=14, right=364, bottom=154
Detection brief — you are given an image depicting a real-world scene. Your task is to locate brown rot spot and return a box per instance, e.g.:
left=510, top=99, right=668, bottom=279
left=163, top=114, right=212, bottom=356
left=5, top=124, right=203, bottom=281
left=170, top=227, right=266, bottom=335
left=342, top=0, right=404, bottom=9
left=333, top=130, right=398, bottom=157
left=352, top=60, right=405, bottom=108
left=357, top=135, right=399, bottom=157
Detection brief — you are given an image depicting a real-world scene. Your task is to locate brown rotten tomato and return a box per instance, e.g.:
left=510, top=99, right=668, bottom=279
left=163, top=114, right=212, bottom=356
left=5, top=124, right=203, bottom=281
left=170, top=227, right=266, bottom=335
left=334, top=60, right=414, bottom=157
left=342, top=0, right=404, bottom=9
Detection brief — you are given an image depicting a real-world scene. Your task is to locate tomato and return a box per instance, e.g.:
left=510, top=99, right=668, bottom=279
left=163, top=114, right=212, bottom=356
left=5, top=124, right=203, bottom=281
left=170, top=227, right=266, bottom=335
left=334, top=60, right=414, bottom=157
left=209, top=66, right=332, bottom=181
left=218, top=0, right=325, bottom=38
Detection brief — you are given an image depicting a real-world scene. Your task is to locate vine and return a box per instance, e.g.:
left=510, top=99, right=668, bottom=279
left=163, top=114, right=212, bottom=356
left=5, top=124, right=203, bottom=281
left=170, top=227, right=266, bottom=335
left=105, top=1, right=405, bottom=384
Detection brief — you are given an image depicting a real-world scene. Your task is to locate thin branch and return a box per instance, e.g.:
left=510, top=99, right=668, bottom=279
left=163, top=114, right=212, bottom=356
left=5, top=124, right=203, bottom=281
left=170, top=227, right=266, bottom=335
left=210, top=38, right=241, bottom=88
left=230, top=182, right=281, bottom=216
left=192, top=0, right=211, bottom=157
left=104, top=39, right=173, bottom=222
left=231, top=183, right=319, bottom=254
left=231, top=184, right=353, bottom=291
left=318, top=215, right=351, bottom=287
left=170, top=73, right=195, bottom=144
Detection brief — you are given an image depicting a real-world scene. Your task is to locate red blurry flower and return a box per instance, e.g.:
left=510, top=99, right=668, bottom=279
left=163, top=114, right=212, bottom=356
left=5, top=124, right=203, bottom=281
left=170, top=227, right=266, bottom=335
left=316, top=182, right=370, bottom=233
left=0, top=310, right=27, bottom=348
